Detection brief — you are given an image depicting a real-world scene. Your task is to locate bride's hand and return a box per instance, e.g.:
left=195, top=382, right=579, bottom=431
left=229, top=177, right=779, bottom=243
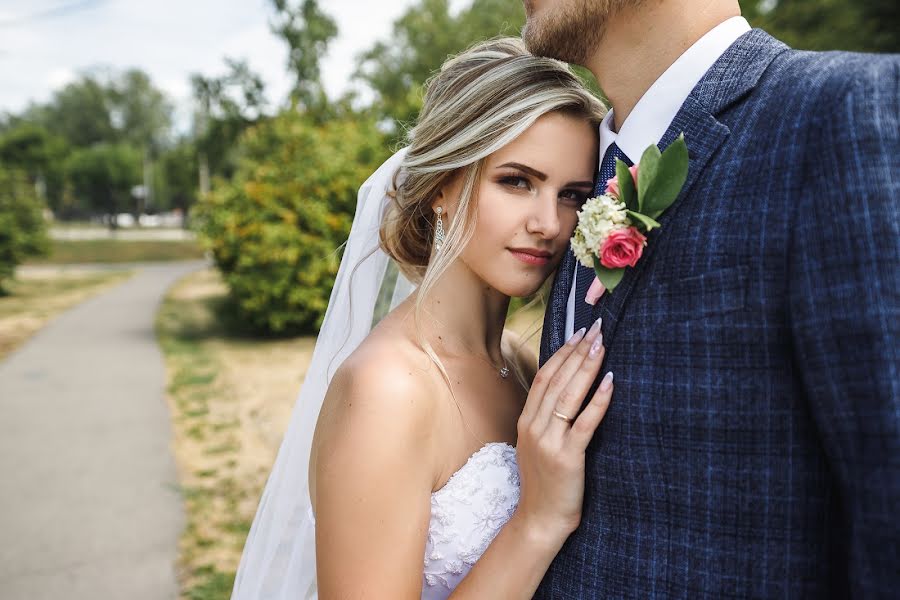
left=514, top=317, right=613, bottom=540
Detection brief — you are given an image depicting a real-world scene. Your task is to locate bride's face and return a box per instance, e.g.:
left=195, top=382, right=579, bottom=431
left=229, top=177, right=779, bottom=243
left=442, top=111, right=598, bottom=298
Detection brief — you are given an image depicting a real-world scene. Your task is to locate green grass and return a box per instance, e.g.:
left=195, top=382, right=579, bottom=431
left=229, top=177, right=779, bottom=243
left=186, top=566, right=236, bottom=600
left=29, top=239, right=205, bottom=264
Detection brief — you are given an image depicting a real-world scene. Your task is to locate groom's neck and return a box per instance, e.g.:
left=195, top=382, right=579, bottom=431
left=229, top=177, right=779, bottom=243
left=587, top=0, right=741, bottom=131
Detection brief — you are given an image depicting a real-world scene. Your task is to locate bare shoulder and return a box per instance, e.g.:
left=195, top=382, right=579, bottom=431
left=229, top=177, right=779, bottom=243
left=502, top=329, right=538, bottom=384
left=310, top=333, right=444, bottom=594
left=310, top=331, right=443, bottom=502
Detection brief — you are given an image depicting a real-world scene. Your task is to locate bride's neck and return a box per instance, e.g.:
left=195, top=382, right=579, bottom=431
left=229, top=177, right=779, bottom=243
left=412, top=261, right=510, bottom=362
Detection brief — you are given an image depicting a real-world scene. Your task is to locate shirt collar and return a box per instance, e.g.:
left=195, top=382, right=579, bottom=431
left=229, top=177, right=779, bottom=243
left=598, top=16, right=752, bottom=164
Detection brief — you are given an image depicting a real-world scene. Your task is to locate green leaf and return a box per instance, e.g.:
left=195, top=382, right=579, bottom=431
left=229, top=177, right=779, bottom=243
left=615, top=158, right=638, bottom=212
left=626, top=210, right=661, bottom=232
left=593, top=256, right=625, bottom=293
left=636, top=144, right=661, bottom=213
left=640, top=134, right=689, bottom=219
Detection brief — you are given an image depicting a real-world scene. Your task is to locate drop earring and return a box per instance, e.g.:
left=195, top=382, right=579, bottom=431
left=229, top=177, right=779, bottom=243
left=434, top=206, right=445, bottom=251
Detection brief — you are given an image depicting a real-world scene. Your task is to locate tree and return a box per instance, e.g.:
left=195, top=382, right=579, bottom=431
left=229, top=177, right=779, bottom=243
left=12, top=68, right=174, bottom=217
left=0, top=122, right=68, bottom=213
left=110, top=69, right=173, bottom=151
left=23, top=68, right=172, bottom=150
left=268, top=0, right=338, bottom=111
left=25, top=75, right=117, bottom=148
left=740, top=0, right=899, bottom=52
left=65, top=143, right=142, bottom=218
left=0, top=166, right=50, bottom=294
left=156, top=138, right=198, bottom=214
left=356, top=0, right=527, bottom=129
left=191, top=58, right=268, bottom=196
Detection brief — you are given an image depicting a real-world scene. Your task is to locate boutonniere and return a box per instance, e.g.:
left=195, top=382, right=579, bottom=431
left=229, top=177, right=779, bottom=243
left=571, top=134, right=690, bottom=304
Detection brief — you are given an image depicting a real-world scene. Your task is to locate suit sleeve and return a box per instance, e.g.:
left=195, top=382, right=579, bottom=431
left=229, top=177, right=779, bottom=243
left=788, top=58, right=900, bottom=597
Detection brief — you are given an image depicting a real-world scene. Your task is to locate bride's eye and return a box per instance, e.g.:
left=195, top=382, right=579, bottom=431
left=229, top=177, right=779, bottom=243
left=499, top=175, right=530, bottom=190
left=559, top=189, right=588, bottom=205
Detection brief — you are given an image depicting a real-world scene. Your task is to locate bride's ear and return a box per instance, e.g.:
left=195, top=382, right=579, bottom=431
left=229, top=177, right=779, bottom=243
left=430, top=190, right=447, bottom=217
left=431, top=171, right=463, bottom=216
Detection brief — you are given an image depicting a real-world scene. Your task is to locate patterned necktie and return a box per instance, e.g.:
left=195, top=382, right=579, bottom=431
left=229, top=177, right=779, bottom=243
left=572, top=142, right=633, bottom=332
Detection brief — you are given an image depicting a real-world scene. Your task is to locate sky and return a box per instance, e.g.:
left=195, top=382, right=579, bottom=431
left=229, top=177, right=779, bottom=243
left=0, top=0, right=472, bottom=127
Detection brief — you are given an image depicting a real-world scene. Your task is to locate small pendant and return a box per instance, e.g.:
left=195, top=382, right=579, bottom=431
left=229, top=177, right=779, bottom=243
left=499, top=366, right=510, bottom=379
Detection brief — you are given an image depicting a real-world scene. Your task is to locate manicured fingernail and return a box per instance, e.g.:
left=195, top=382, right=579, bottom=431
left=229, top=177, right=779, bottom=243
left=567, top=327, right=586, bottom=345
left=587, top=317, right=602, bottom=340
left=585, top=277, right=606, bottom=305
left=589, top=333, right=603, bottom=358
left=600, top=371, right=614, bottom=391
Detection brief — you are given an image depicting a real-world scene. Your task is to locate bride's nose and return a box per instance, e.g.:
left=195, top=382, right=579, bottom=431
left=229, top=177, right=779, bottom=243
left=525, top=193, right=561, bottom=239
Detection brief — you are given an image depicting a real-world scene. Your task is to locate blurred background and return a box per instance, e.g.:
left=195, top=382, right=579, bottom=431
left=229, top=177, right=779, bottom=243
left=0, top=1, right=897, bottom=599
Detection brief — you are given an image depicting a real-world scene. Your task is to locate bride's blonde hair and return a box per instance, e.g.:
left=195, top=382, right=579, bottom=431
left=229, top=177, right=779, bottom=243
left=379, top=37, right=606, bottom=409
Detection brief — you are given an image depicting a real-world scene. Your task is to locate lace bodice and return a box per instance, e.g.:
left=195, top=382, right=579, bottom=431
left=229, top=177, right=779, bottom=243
left=422, top=442, right=520, bottom=598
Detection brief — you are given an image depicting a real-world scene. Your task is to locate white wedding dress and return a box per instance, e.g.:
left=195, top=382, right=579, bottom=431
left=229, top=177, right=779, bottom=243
left=310, top=442, right=520, bottom=599
left=422, top=442, right=520, bottom=597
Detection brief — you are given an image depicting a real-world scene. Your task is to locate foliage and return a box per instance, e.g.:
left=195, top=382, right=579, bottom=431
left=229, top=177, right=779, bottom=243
left=156, top=138, right=199, bottom=213
left=356, top=0, right=527, bottom=131
left=8, top=68, right=174, bottom=216
left=193, top=109, right=389, bottom=334
left=64, top=142, right=142, bottom=216
left=25, top=68, right=173, bottom=150
left=741, top=0, right=899, bottom=53
left=0, top=122, right=69, bottom=213
left=0, top=166, right=50, bottom=293
left=269, top=0, right=338, bottom=111
left=191, top=58, right=269, bottom=187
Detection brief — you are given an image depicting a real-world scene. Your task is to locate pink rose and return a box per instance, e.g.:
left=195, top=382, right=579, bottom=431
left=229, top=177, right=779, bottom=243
left=600, top=226, right=647, bottom=269
left=604, top=164, right=639, bottom=199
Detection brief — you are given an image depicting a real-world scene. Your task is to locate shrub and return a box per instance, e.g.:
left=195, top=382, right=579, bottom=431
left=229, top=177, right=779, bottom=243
left=194, top=110, right=389, bottom=335
left=0, top=166, right=50, bottom=293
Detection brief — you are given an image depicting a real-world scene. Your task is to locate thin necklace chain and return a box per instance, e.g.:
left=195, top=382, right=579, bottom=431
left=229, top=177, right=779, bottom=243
left=438, top=335, right=511, bottom=379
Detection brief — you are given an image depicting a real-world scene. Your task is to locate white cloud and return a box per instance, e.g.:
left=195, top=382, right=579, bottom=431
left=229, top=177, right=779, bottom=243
left=45, top=67, right=75, bottom=88
left=0, top=0, right=438, bottom=121
left=0, top=0, right=484, bottom=132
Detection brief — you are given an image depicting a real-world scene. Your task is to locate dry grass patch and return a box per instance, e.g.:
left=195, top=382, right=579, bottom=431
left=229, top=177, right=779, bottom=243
left=157, top=268, right=314, bottom=599
left=0, top=269, right=133, bottom=360
left=30, top=239, right=205, bottom=264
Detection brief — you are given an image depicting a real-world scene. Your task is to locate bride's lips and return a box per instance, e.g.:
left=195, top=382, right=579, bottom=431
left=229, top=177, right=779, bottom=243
left=509, top=247, right=553, bottom=266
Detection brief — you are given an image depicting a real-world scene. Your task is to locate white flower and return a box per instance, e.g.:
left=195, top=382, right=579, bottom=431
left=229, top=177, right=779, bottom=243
left=571, top=194, right=630, bottom=268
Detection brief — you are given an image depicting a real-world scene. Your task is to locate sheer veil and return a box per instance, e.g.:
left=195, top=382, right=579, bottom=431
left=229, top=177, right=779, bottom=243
left=230, top=147, right=414, bottom=600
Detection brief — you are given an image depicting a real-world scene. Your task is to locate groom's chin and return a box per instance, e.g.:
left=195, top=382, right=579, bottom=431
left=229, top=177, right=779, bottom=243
left=523, top=16, right=588, bottom=65
left=523, top=0, right=611, bottom=66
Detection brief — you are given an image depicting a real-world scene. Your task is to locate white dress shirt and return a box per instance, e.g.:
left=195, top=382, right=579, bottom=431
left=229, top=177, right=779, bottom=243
left=564, top=16, right=752, bottom=339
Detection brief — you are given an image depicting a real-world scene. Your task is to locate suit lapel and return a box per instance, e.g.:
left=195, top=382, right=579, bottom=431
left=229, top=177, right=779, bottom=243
left=587, top=29, right=790, bottom=354
left=588, top=103, right=729, bottom=345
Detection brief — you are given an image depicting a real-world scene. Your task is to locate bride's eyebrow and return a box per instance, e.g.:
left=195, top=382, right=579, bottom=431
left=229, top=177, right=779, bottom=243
left=496, top=162, right=593, bottom=189
left=496, top=162, right=547, bottom=181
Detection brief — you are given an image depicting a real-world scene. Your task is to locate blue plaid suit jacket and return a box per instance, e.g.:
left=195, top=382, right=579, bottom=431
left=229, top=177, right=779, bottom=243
left=535, top=30, right=899, bottom=598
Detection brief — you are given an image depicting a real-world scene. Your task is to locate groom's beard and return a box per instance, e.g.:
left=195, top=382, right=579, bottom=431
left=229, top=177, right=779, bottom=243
left=523, top=0, right=635, bottom=65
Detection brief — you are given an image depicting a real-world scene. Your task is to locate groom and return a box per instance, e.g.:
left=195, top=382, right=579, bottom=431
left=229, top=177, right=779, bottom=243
left=526, top=0, right=899, bottom=597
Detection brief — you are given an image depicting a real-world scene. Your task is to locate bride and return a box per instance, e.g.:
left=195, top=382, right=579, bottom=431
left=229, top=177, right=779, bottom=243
left=231, top=38, right=615, bottom=599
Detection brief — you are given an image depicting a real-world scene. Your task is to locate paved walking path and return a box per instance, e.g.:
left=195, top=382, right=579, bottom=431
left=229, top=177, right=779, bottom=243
left=0, top=260, right=206, bottom=600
